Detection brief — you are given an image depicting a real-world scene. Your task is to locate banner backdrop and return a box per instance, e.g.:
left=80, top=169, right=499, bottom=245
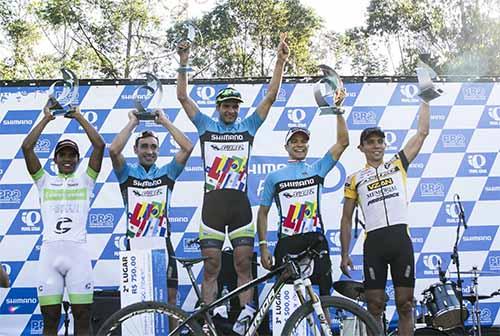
left=0, top=79, right=499, bottom=334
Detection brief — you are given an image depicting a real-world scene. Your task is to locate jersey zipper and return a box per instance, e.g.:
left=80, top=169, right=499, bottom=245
left=374, top=166, right=390, bottom=227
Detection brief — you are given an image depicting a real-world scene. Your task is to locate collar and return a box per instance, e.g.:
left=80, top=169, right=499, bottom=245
left=57, top=172, right=76, bottom=178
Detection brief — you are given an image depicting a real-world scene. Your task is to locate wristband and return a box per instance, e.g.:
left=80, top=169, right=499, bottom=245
left=259, top=240, right=267, bottom=246
left=176, top=66, right=193, bottom=73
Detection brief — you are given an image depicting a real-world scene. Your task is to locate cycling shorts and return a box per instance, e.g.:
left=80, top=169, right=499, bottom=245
left=199, top=189, right=254, bottom=249
left=37, top=240, right=93, bottom=306
left=274, top=232, right=333, bottom=296
left=363, top=224, right=415, bottom=290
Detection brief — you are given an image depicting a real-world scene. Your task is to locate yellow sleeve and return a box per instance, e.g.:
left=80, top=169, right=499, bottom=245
left=344, top=174, right=358, bottom=200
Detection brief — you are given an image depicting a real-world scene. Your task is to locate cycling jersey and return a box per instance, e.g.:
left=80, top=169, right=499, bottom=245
left=32, top=167, right=97, bottom=243
left=192, top=111, right=263, bottom=194
left=344, top=150, right=410, bottom=232
left=260, top=153, right=337, bottom=237
left=115, top=159, right=184, bottom=238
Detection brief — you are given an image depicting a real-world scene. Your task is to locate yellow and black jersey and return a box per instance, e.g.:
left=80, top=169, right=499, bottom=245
left=344, top=150, right=410, bottom=232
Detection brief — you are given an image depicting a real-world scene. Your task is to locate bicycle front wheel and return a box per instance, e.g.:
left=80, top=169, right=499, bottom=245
left=97, top=301, right=203, bottom=336
left=282, top=296, right=383, bottom=336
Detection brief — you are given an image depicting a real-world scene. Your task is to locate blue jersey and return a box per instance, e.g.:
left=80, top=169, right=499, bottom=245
left=261, top=153, right=337, bottom=237
left=192, top=111, right=263, bottom=194
left=115, top=158, right=184, bottom=238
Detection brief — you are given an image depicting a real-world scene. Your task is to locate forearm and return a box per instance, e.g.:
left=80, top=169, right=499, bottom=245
left=22, top=117, right=50, bottom=150
left=176, top=70, right=189, bottom=101
left=265, top=59, right=286, bottom=100
left=109, top=121, right=136, bottom=155
left=75, top=114, right=105, bottom=150
left=340, top=216, right=352, bottom=257
left=336, top=114, right=349, bottom=147
left=417, top=102, right=430, bottom=138
left=257, top=208, right=269, bottom=242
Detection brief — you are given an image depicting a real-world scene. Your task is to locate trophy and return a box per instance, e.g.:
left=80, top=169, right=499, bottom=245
left=132, top=72, right=163, bottom=120
left=47, top=68, right=79, bottom=116
left=416, top=60, right=443, bottom=103
left=314, top=64, right=346, bottom=115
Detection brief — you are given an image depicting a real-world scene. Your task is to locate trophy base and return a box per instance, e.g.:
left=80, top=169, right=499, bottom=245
left=134, top=112, right=157, bottom=120
left=319, top=106, right=345, bottom=115
left=418, top=87, right=443, bottom=103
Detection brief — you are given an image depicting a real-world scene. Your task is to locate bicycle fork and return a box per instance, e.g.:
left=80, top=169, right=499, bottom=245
left=293, top=278, right=333, bottom=336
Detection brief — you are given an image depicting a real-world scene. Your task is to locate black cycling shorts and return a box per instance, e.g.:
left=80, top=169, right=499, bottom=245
left=199, top=189, right=254, bottom=249
left=274, top=232, right=333, bottom=296
left=363, top=224, right=415, bottom=290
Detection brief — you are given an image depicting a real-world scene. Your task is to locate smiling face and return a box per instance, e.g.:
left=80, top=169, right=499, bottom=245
left=216, top=99, right=241, bottom=124
left=285, top=132, right=309, bottom=160
left=54, top=147, right=79, bottom=174
left=134, top=136, right=159, bottom=168
left=359, top=135, right=386, bottom=165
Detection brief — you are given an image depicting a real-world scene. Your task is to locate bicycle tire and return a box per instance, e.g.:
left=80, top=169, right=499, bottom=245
left=96, top=301, right=203, bottom=336
left=281, top=295, right=383, bottom=336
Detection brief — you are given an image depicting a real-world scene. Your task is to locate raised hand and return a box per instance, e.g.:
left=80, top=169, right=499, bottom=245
left=177, top=41, right=191, bottom=66
left=277, top=32, right=290, bottom=62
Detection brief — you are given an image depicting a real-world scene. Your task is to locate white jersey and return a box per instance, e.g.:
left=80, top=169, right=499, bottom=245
left=32, top=167, right=97, bottom=243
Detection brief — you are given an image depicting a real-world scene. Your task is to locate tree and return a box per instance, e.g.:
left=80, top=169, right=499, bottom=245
left=365, top=0, right=500, bottom=75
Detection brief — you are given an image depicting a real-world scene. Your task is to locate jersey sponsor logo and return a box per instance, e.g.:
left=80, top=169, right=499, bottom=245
left=210, top=143, right=245, bottom=151
left=367, top=177, right=394, bottom=191
left=55, top=217, right=72, bottom=234
left=210, top=133, right=245, bottom=141
left=282, top=188, right=315, bottom=199
left=278, top=178, right=316, bottom=190
left=132, top=179, right=162, bottom=187
left=132, top=188, right=163, bottom=197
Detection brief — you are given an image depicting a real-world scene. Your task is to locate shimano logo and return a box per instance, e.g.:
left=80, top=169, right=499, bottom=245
left=169, top=216, right=189, bottom=223
left=121, top=93, right=150, bottom=100
left=248, top=163, right=285, bottom=175
left=185, top=165, right=204, bottom=172
left=411, top=237, right=424, bottom=244
left=210, top=134, right=244, bottom=141
left=132, top=179, right=162, bottom=187
left=0, top=189, right=21, bottom=203
left=278, top=178, right=315, bottom=189
left=485, top=186, right=500, bottom=192
left=352, top=111, right=376, bottom=124
left=462, top=235, right=492, bottom=242
left=399, top=84, right=419, bottom=101
left=463, top=86, right=486, bottom=100
left=6, top=298, right=37, bottom=304
left=420, top=183, right=445, bottom=197
left=2, top=119, right=33, bottom=126
left=287, top=108, right=306, bottom=123
left=442, top=134, right=466, bottom=148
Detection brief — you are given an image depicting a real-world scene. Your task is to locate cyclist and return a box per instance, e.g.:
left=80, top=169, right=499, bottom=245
left=21, top=101, right=105, bottom=336
left=109, top=108, right=193, bottom=308
left=340, top=101, right=431, bottom=335
left=257, top=89, right=349, bottom=296
left=176, top=33, right=289, bottom=327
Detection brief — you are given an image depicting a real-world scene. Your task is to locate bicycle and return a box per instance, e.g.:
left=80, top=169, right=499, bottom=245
left=97, top=235, right=382, bottom=335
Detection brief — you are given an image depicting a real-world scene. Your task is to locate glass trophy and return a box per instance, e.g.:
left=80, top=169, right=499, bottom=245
left=416, top=60, right=443, bottom=103
left=47, top=68, right=79, bottom=116
left=132, top=72, right=163, bottom=120
left=314, top=64, right=346, bottom=115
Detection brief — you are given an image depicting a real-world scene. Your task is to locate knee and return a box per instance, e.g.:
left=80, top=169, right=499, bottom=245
left=71, top=305, right=90, bottom=321
left=396, top=299, right=413, bottom=316
left=203, top=259, right=221, bottom=280
left=367, top=299, right=385, bottom=316
left=233, top=256, right=252, bottom=276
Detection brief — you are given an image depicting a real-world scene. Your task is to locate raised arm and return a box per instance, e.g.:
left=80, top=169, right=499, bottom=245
left=255, top=32, right=289, bottom=121
left=176, top=41, right=200, bottom=121
left=257, top=205, right=273, bottom=270
left=402, top=102, right=430, bottom=163
left=69, top=107, right=105, bottom=173
left=154, top=109, right=193, bottom=165
left=109, top=111, right=139, bottom=171
left=340, top=197, right=356, bottom=278
left=0, top=265, right=9, bottom=288
left=21, top=101, right=54, bottom=175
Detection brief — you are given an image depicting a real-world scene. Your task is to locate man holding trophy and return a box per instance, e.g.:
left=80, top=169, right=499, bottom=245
left=22, top=93, right=105, bottom=335
left=109, top=105, right=193, bottom=309
left=176, top=33, right=289, bottom=333
left=257, top=72, right=349, bottom=297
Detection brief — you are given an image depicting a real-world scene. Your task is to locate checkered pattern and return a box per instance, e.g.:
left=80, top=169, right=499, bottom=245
left=0, top=81, right=499, bottom=334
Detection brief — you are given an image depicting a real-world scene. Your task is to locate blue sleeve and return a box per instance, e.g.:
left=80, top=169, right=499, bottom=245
left=313, top=152, right=337, bottom=178
left=192, top=111, right=213, bottom=135
left=115, top=162, right=131, bottom=184
left=241, top=112, right=264, bottom=136
left=260, top=173, right=275, bottom=207
left=160, top=157, right=185, bottom=181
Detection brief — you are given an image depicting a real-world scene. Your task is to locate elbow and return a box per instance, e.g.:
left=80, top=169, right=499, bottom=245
left=340, top=137, right=350, bottom=149
left=177, top=93, right=189, bottom=102
left=108, top=145, right=119, bottom=158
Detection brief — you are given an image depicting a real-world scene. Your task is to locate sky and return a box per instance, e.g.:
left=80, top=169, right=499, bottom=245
left=184, top=0, right=370, bottom=33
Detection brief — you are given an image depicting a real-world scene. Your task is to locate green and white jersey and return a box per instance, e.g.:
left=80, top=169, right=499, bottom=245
left=32, top=167, right=97, bottom=243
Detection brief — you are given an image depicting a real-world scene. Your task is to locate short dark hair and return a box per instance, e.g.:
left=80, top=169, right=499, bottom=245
left=135, top=130, right=159, bottom=147
left=359, top=127, right=385, bottom=145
